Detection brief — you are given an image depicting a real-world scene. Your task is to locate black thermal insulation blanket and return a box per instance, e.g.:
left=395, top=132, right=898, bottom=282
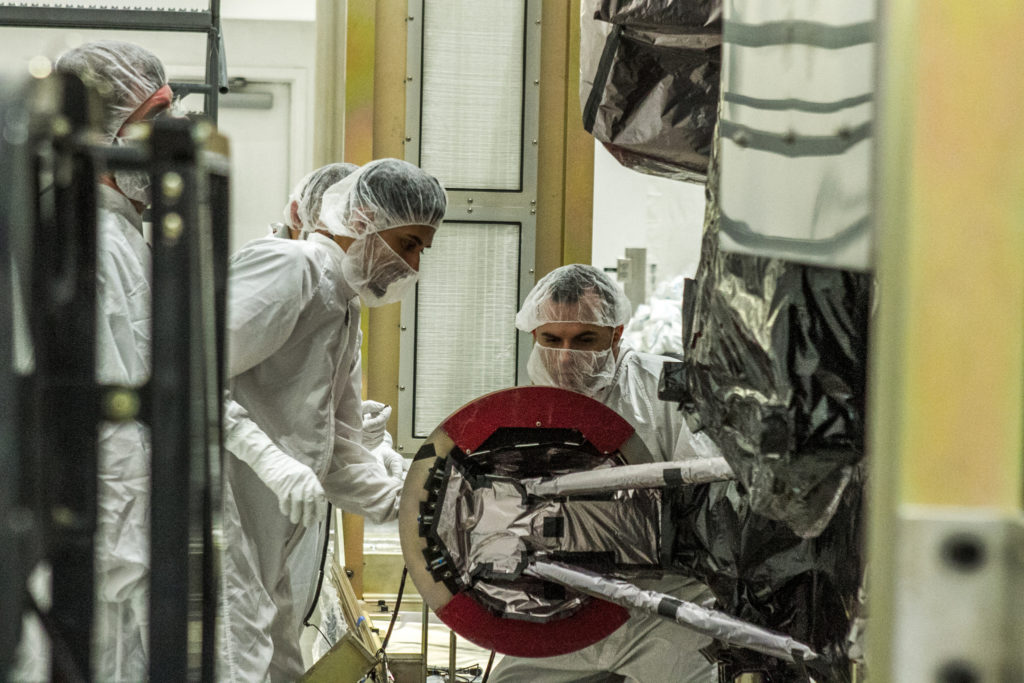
left=677, top=138, right=873, bottom=538
left=580, top=0, right=722, bottom=184
left=661, top=133, right=870, bottom=679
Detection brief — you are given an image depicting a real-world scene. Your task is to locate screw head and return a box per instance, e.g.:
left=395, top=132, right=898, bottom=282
left=161, top=172, right=184, bottom=200
left=162, top=213, right=184, bottom=242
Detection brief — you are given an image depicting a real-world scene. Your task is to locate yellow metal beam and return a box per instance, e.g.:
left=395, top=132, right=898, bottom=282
left=536, top=0, right=594, bottom=277
left=562, top=0, right=594, bottom=266
left=339, top=0, right=379, bottom=599
left=868, top=0, right=1024, bottom=673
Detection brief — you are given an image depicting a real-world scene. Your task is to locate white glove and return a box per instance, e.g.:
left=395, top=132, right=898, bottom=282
left=373, top=443, right=406, bottom=480
left=361, top=400, right=392, bottom=450
left=247, top=450, right=327, bottom=527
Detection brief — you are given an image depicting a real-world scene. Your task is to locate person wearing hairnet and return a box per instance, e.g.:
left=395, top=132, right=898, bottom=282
left=271, top=162, right=359, bottom=239
left=219, top=158, right=446, bottom=681
left=48, top=40, right=170, bottom=682
left=267, top=162, right=399, bottom=453
left=489, top=264, right=718, bottom=683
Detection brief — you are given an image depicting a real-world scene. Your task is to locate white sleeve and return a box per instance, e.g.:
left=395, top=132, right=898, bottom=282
left=222, top=395, right=284, bottom=466
left=321, top=417, right=403, bottom=524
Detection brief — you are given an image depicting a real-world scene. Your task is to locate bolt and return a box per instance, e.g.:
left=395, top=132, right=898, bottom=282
left=535, top=421, right=542, bottom=427
left=28, top=55, right=53, bottom=79
left=533, top=79, right=539, bottom=85
left=405, top=136, right=412, bottom=142
left=937, top=660, right=980, bottom=683
left=399, top=385, right=406, bottom=391
left=467, top=198, right=473, bottom=203
left=161, top=172, right=184, bottom=200
left=406, top=76, right=413, bottom=82
left=942, top=534, right=986, bottom=573
left=105, top=388, right=140, bottom=421
left=401, top=325, right=407, bottom=331
left=162, top=213, right=184, bottom=242
left=467, top=207, right=473, bottom=213
left=192, top=121, right=214, bottom=143
left=51, top=115, right=71, bottom=137
left=52, top=506, right=77, bottom=528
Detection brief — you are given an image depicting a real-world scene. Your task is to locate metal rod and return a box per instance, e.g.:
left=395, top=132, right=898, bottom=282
left=523, top=458, right=734, bottom=498
left=525, top=560, right=818, bottom=664
left=0, top=6, right=213, bottom=31
left=421, top=600, right=429, bottom=683
left=448, top=629, right=457, bottom=683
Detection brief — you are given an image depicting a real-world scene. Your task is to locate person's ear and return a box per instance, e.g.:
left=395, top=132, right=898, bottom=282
left=290, top=201, right=301, bottom=228
left=612, top=325, right=624, bottom=355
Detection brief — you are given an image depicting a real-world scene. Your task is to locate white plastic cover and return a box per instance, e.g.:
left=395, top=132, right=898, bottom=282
left=718, top=0, right=876, bottom=270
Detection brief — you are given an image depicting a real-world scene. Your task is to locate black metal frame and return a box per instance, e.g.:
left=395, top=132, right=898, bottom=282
left=145, top=116, right=228, bottom=681
left=0, top=1, right=228, bottom=121
left=1, top=71, right=228, bottom=682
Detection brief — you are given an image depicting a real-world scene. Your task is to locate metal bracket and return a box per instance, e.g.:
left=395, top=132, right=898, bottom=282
left=893, top=506, right=1024, bottom=682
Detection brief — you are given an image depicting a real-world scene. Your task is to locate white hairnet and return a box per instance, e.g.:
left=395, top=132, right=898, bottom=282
left=516, top=264, right=632, bottom=332
left=55, top=40, right=167, bottom=144
left=318, top=158, right=447, bottom=238
left=283, top=162, right=360, bottom=234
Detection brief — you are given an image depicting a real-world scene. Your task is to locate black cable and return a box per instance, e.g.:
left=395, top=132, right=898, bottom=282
left=482, top=649, right=496, bottom=682
left=379, top=566, right=407, bottom=653
left=302, top=502, right=333, bottom=627
left=363, top=565, right=409, bottom=681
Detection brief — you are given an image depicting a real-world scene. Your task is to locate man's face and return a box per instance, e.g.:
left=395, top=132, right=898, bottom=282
left=378, top=224, right=436, bottom=272
left=533, top=321, right=616, bottom=351
left=118, top=83, right=173, bottom=133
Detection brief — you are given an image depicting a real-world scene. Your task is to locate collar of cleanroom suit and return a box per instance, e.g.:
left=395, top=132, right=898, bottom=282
left=218, top=232, right=404, bottom=682
left=488, top=344, right=721, bottom=683
left=92, top=184, right=154, bottom=682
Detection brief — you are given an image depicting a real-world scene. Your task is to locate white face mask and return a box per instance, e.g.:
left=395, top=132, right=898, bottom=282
left=341, top=232, right=418, bottom=307
left=112, top=136, right=151, bottom=206
left=526, top=344, right=617, bottom=399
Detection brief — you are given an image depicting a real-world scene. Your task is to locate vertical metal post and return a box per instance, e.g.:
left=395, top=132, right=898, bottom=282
left=148, top=118, right=201, bottom=682
left=204, top=0, right=223, bottom=122
left=867, top=1, right=1024, bottom=678
left=36, top=74, right=102, bottom=682
left=448, top=629, right=456, bottom=682
left=0, top=76, right=28, bottom=679
left=421, top=601, right=429, bottom=683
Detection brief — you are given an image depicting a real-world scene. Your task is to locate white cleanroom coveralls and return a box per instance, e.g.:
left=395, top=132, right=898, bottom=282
left=218, top=234, right=404, bottom=682
left=220, top=158, right=446, bottom=681
left=93, top=184, right=154, bottom=682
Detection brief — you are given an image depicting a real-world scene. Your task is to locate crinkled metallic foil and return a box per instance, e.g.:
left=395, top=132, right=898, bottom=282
left=581, top=0, right=721, bottom=183
left=679, top=131, right=872, bottom=538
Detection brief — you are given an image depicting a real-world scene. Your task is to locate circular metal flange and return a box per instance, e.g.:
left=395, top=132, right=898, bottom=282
left=399, top=386, right=649, bottom=657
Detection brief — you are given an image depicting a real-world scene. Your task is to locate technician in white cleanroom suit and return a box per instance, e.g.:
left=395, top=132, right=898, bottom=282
left=270, top=161, right=359, bottom=240
left=219, top=158, right=447, bottom=682
left=53, top=40, right=173, bottom=682
left=490, top=264, right=719, bottom=683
